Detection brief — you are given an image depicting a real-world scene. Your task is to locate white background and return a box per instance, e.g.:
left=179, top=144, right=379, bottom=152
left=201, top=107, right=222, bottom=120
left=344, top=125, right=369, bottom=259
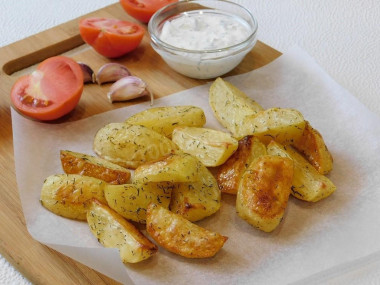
left=1, top=0, right=379, bottom=284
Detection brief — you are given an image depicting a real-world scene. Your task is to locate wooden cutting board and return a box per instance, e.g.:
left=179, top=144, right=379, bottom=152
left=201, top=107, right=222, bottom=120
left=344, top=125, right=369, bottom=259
left=0, top=3, right=281, bottom=284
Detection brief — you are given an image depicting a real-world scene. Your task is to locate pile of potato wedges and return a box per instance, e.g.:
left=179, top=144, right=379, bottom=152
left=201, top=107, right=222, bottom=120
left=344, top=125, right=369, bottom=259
left=40, top=77, right=335, bottom=264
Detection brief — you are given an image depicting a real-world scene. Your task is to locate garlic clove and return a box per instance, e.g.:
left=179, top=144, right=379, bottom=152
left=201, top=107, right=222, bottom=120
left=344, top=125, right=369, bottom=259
left=107, top=76, right=154, bottom=105
left=96, top=63, right=131, bottom=85
left=78, top=62, right=96, bottom=84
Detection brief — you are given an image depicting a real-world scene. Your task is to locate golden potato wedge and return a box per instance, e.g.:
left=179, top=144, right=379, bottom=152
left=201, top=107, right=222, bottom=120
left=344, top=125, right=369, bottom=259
left=170, top=163, right=221, bottom=222
left=87, top=199, right=157, bottom=263
left=105, top=182, right=173, bottom=223
left=209, top=77, right=264, bottom=136
left=40, top=174, right=107, bottom=220
left=267, top=141, right=336, bottom=202
left=146, top=203, right=227, bottom=258
left=237, top=108, right=306, bottom=142
left=125, top=105, right=206, bottom=138
left=60, top=150, right=131, bottom=184
left=93, top=123, right=178, bottom=169
left=292, top=121, right=333, bottom=174
left=216, top=136, right=267, bottom=194
left=133, top=153, right=203, bottom=183
left=236, top=155, right=294, bottom=232
left=172, top=126, right=238, bottom=167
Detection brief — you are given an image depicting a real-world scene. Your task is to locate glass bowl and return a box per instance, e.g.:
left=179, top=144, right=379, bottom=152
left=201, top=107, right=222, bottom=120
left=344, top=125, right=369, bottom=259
left=148, top=0, right=258, bottom=79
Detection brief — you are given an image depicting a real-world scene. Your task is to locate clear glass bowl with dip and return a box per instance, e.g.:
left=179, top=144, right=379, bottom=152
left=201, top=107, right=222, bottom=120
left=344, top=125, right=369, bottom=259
left=148, top=0, right=258, bottom=79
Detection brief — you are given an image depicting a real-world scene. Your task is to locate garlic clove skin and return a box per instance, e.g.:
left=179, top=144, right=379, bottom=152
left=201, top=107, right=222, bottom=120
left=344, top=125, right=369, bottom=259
left=78, top=62, right=96, bottom=83
left=96, top=63, right=131, bottom=85
left=107, top=76, right=154, bottom=105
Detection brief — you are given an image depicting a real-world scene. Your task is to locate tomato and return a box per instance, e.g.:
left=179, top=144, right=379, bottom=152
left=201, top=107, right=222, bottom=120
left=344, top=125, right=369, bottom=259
left=120, top=0, right=178, bottom=23
left=79, top=18, right=145, bottom=58
left=10, top=56, right=84, bottom=121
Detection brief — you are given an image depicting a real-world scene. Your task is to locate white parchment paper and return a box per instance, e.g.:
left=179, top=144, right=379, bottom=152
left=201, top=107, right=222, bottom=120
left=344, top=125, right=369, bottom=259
left=12, top=46, right=380, bottom=284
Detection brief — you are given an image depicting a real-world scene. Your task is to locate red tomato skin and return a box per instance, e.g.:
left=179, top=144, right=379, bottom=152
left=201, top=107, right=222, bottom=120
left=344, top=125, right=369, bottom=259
left=10, top=56, right=83, bottom=121
left=79, top=18, right=145, bottom=58
left=119, top=0, right=179, bottom=23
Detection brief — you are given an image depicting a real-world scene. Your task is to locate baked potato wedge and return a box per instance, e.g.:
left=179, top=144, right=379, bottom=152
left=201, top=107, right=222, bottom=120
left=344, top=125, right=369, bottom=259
left=125, top=105, right=206, bottom=138
left=237, top=108, right=306, bottom=143
left=236, top=155, right=294, bottom=232
left=93, top=123, right=178, bottom=169
left=133, top=153, right=203, bottom=183
left=104, top=182, right=173, bottom=223
left=169, top=163, right=221, bottom=222
left=217, top=135, right=267, bottom=194
left=172, top=126, right=238, bottom=167
left=40, top=174, right=107, bottom=220
left=267, top=141, right=336, bottom=202
left=87, top=199, right=157, bottom=263
left=292, top=121, right=333, bottom=174
left=60, top=150, right=131, bottom=184
left=209, top=77, right=264, bottom=137
left=146, top=203, right=227, bottom=258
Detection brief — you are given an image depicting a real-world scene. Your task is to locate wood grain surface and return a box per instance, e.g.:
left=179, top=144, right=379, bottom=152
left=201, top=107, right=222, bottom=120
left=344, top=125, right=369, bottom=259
left=0, top=3, right=281, bottom=284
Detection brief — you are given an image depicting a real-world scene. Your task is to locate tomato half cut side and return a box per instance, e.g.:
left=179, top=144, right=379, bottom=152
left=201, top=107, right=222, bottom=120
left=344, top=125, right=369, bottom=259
left=10, top=56, right=84, bottom=121
left=79, top=18, right=145, bottom=58
left=120, top=0, right=179, bottom=23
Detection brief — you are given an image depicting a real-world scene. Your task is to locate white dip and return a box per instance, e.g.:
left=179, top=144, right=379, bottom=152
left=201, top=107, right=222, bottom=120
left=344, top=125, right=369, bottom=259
left=153, top=10, right=256, bottom=79
left=160, top=11, right=251, bottom=50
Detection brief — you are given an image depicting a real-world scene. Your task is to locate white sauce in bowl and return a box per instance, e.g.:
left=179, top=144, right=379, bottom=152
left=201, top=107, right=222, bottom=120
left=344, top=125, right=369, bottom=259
left=151, top=8, right=257, bottom=79
left=160, top=11, right=251, bottom=51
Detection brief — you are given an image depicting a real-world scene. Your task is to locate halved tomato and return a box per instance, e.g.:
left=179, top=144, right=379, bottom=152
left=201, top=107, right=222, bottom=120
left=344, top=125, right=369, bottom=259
left=10, top=56, right=84, bottom=121
left=79, top=18, right=145, bottom=58
left=120, top=0, right=178, bottom=23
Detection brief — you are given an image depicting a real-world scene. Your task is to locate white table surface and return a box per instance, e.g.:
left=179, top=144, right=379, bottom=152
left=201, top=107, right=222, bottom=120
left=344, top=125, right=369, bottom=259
left=1, top=0, right=379, bottom=284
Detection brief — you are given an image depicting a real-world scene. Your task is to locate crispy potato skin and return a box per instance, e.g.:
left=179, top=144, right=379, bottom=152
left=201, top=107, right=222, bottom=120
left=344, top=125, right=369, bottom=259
left=40, top=174, right=107, bottom=220
left=267, top=141, right=336, bottom=202
left=217, top=136, right=267, bottom=194
left=87, top=199, right=157, bottom=263
left=125, top=105, right=206, bottom=138
left=146, top=203, right=227, bottom=258
left=292, top=121, right=333, bottom=174
left=236, top=155, right=293, bottom=232
left=93, top=123, right=178, bottom=169
left=60, top=150, right=131, bottom=184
